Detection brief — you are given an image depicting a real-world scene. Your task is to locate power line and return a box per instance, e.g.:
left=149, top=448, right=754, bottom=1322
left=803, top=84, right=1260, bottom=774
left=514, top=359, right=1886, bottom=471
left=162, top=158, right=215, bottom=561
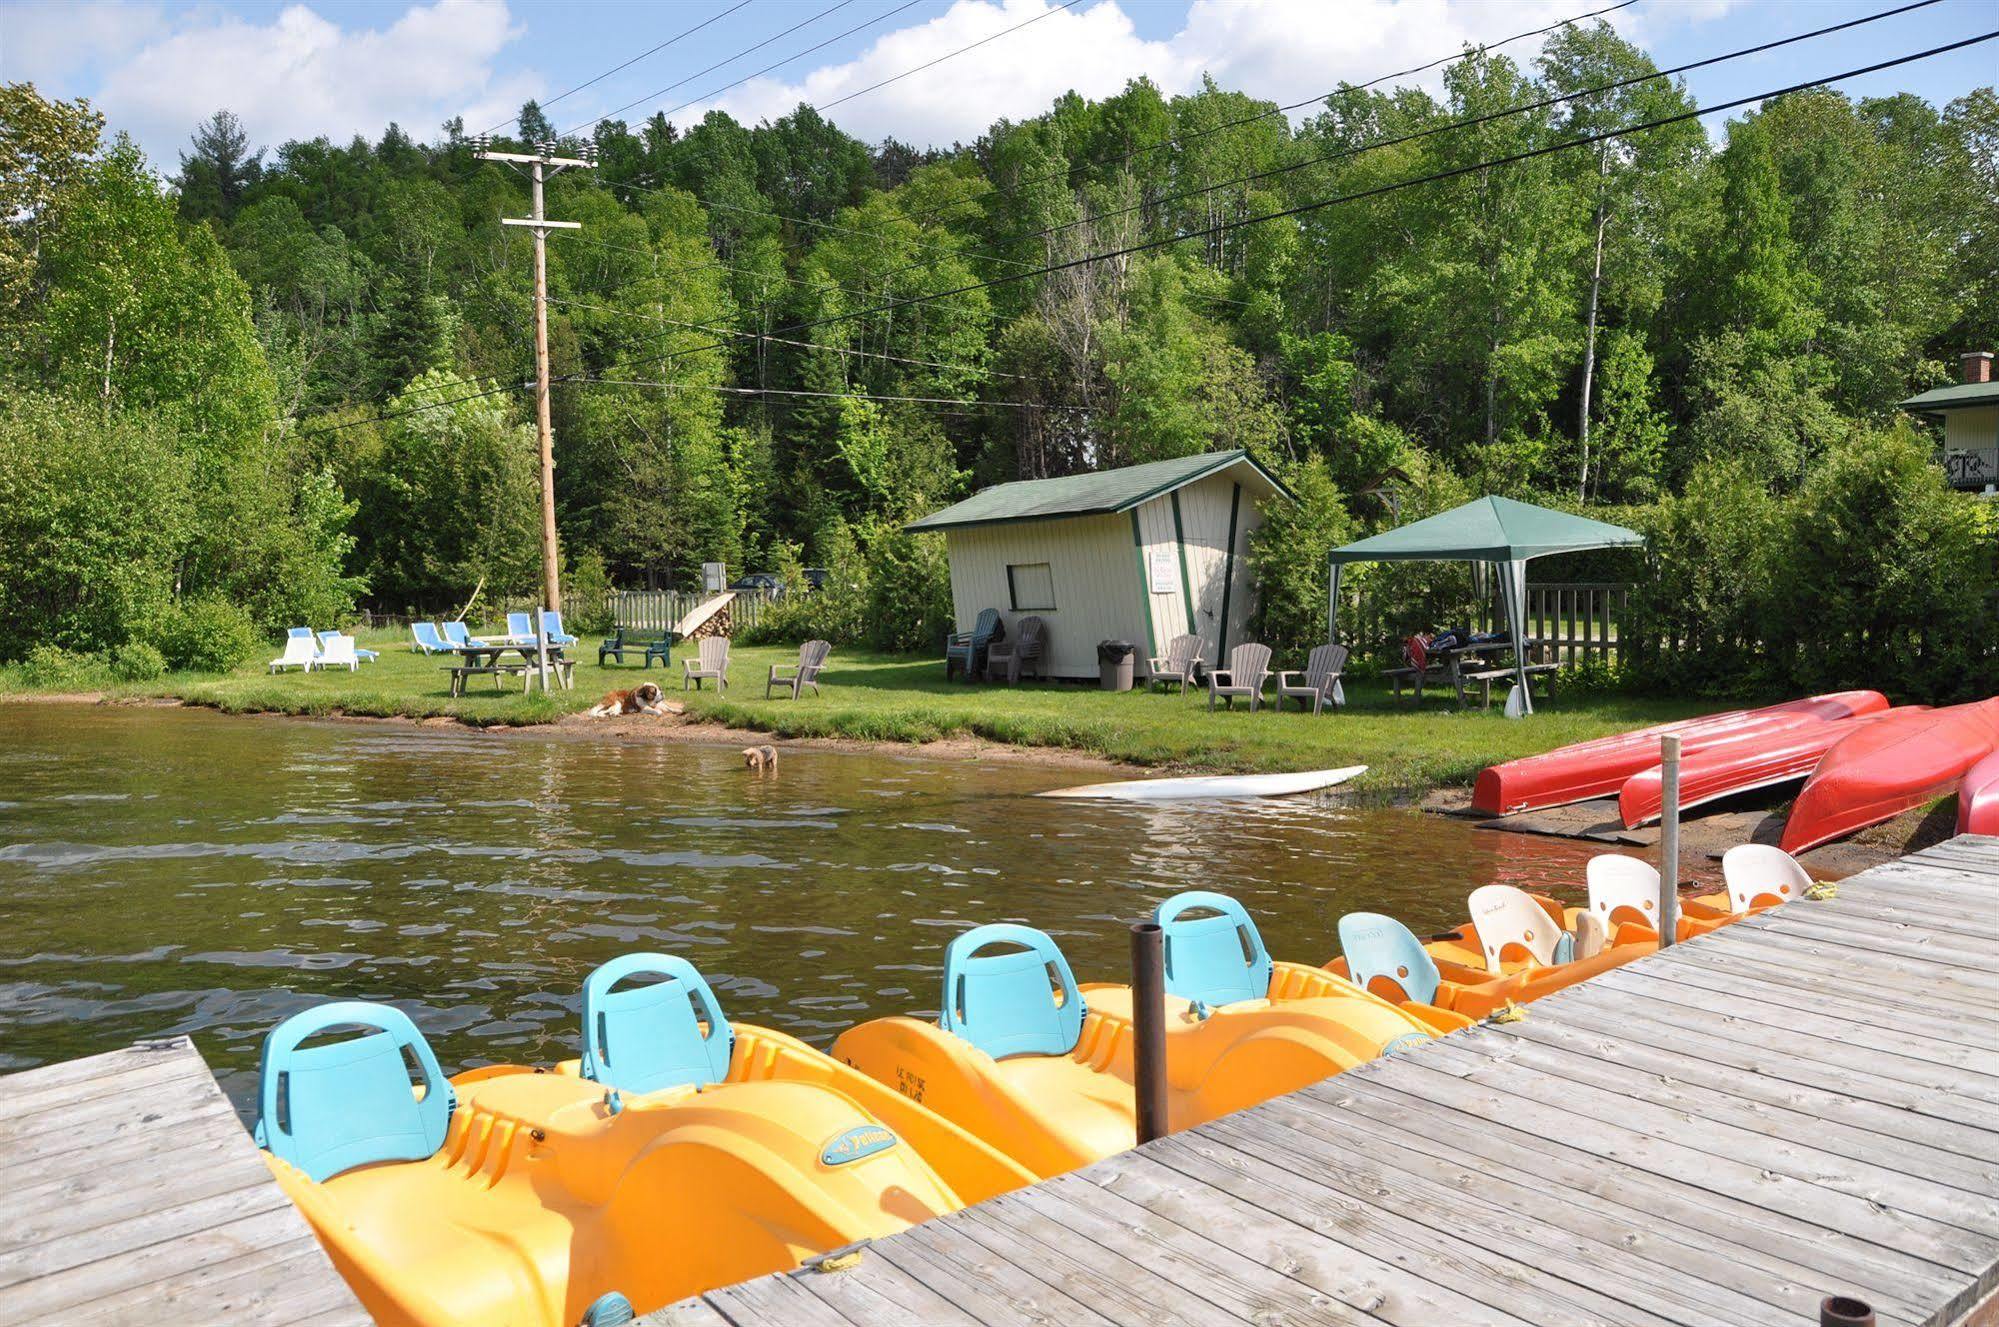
left=316, top=28, right=1990, bottom=436
left=815, top=0, right=1081, bottom=111
left=563, top=374, right=1082, bottom=410
left=587, top=33, right=1997, bottom=389
left=546, top=293, right=1031, bottom=379
left=483, top=0, right=757, bottom=137
left=565, top=0, right=915, bottom=138
left=975, top=0, right=1950, bottom=260
left=907, top=0, right=1643, bottom=225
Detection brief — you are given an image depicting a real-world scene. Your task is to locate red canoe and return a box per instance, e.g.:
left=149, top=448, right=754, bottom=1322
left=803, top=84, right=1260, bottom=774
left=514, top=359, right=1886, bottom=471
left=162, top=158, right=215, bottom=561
left=1618, top=706, right=1923, bottom=828
left=1959, top=748, right=1999, bottom=836
left=1471, top=691, right=1890, bottom=816
left=1782, top=698, right=1999, bottom=853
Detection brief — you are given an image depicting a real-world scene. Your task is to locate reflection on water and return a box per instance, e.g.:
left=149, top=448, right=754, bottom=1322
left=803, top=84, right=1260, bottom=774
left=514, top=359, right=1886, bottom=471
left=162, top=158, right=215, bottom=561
left=0, top=703, right=1700, bottom=1111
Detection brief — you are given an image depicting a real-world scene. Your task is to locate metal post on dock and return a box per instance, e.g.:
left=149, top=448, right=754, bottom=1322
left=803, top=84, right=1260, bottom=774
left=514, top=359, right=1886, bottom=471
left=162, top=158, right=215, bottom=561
left=1658, top=735, right=1681, bottom=948
left=1130, top=922, right=1168, bottom=1145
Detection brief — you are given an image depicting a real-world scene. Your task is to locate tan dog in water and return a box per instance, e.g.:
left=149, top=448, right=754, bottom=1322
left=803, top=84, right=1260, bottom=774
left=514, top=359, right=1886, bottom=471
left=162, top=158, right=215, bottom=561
left=743, top=744, right=778, bottom=773
left=588, top=681, right=669, bottom=718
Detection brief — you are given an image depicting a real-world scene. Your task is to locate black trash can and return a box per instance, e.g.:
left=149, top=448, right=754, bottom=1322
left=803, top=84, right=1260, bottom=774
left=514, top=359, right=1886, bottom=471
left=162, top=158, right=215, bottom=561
left=1098, top=639, right=1136, bottom=692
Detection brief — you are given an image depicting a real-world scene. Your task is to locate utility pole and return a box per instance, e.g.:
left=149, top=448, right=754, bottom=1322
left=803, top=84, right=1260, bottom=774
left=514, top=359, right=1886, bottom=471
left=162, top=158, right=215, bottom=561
left=474, top=137, right=593, bottom=612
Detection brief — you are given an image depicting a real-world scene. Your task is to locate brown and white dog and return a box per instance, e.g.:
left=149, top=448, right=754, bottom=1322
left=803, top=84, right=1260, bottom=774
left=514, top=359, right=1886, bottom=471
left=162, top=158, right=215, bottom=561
left=588, top=681, right=669, bottom=718
left=743, top=744, right=778, bottom=773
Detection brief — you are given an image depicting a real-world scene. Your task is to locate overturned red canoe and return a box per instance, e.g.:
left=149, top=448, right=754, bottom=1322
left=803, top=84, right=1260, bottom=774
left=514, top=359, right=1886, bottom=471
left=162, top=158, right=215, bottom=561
left=1782, top=698, right=1999, bottom=853
left=1471, top=691, right=1890, bottom=817
left=1618, top=706, right=1924, bottom=828
left=1958, top=748, right=1999, bottom=836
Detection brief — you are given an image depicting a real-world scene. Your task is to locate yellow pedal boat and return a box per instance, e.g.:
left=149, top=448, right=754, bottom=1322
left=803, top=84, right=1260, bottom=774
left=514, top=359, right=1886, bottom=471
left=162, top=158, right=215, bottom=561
left=256, top=954, right=1034, bottom=1327
left=831, top=892, right=1436, bottom=1180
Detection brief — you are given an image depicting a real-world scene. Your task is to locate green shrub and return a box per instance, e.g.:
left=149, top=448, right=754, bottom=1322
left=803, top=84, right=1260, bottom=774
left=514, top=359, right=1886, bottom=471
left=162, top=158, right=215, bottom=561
left=861, top=528, right=951, bottom=653
left=17, top=644, right=110, bottom=689
left=1247, top=457, right=1354, bottom=660
left=110, top=641, right=168, bottom=682
left=562, top=549, right=616, bottom=634
left=144, top=596, right=264, bottom=673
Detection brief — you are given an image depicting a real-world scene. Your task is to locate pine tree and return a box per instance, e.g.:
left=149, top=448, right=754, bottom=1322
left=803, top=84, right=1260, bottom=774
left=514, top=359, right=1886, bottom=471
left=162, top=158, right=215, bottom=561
left=176, top=110, right=263, bottom=224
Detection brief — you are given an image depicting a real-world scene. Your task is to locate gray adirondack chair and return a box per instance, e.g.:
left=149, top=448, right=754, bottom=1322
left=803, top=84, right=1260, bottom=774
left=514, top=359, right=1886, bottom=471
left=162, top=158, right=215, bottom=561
left=1207, top=642, right=1273, bottom=712
left=682, top=636, right=730, bottom=690
left=1147, top=633, right=1206, bottom=693
left=767, top=639, right=831, bottom=699
left=986, top=616, right=1046, bottom=684
left=1276, top=643, right=1349, bottom=715
left=945, top=609, right=1004, bottom=682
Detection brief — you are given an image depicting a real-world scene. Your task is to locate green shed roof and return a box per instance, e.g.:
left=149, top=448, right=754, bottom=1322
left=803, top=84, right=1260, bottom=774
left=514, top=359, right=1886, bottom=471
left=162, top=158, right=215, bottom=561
left=905, top=450, right=1289, bottom=533
left=1899, top=382, right=1999, bottom=412
left=1329, top=495, right=1645, bottom=564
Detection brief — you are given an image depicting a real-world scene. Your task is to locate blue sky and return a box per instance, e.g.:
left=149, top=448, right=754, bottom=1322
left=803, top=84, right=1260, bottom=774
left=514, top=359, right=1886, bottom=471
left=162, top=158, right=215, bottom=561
left=6, top=0, right=1993, bottom=169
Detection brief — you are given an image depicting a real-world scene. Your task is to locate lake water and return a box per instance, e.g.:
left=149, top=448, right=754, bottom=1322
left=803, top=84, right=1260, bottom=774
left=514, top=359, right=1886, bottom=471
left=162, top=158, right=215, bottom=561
left=0, top=703, right=1685, bottom=1111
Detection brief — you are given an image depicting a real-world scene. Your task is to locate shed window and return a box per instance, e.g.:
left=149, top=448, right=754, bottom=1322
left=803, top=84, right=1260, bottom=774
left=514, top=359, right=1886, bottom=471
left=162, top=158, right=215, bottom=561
left=1007, top=562, right=1056, bottom=612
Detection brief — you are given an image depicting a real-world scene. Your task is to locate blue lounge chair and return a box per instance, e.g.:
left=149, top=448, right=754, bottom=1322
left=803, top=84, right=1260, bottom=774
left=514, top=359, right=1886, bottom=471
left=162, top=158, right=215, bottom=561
left=540, top=610, right=577, bottom=646
left=320, top=629, right=377, bottom=662
left=506, top=611, right=535, bottom=641
left=411, top=622, right=449, bottom=654
left=441, top=621, right=485, bottom=649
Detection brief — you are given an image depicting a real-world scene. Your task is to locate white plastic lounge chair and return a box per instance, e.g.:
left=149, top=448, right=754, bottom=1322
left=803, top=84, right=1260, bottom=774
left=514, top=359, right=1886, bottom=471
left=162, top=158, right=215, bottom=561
left=270, top=633, right=318, bottom=673
left=411, top=622, right=449, bottom=654
left=1585, top=854, right=1663, bottom=931
left=683, top=637, right=730, bottom=690
left=317, top=634, right=360, bottom=671
left=1721, top=844, right=1811, bottom=914
left=319, top=630, right=377, bottom=663
left=1466, top=884, right=1574, bottom=972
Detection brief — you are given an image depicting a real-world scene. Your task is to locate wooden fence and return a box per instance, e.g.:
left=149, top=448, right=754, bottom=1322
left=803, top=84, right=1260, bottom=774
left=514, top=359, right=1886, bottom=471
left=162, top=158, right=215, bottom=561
left=1523, top=582, right=1631, bottom=667
left=605, top=589, right=767, bottom=635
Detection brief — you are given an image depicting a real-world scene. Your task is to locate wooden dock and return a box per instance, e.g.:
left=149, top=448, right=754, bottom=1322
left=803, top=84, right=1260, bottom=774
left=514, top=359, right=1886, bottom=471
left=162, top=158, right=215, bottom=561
left=654, top=835, right=1999, bottom=1327
left=0, top=1037, right=369, bottom=1326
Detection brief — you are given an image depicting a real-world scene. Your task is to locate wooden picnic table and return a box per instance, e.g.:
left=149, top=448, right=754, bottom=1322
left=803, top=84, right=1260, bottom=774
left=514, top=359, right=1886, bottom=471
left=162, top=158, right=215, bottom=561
left=443, top=639, right=573, bottom=696
left=1385, top=638, right=1557, bottom=709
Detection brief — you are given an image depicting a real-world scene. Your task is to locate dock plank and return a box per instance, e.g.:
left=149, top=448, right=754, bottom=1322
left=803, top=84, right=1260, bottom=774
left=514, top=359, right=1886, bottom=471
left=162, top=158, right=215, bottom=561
left=661, top=834, right=1999, bottom=1327
left=0, top=1038, right=366, bottom=1327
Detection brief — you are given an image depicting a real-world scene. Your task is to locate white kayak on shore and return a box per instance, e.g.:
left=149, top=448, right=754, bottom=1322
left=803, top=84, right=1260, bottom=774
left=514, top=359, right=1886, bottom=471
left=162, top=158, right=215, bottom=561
left=1038, top=765, right=1368, bottom=802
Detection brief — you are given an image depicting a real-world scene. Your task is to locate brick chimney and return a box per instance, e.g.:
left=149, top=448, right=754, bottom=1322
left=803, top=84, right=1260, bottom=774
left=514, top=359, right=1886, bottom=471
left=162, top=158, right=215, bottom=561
left=1964, top=351, right=1994, bottom=385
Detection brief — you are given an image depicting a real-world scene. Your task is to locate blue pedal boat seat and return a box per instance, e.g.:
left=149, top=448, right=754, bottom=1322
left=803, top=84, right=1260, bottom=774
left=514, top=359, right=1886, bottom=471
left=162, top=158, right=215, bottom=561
left=1337, top=912, right=1445, bottom=1006
left=1154, top=890, right=1273, bottom=1007
left=939, top=924, right=1085, bottom=1060
left=579, top=953, right=736, bottom=1094
left=254, top=1001, right=455, bottom=1183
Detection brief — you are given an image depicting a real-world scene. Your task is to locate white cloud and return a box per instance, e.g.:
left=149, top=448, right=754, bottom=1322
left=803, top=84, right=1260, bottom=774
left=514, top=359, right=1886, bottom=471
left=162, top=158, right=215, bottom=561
left=670, top=0, right=1732, bottom=147
left=1, top=1, right=168, bottom=84
left=77, top=0, right=541, bottom=166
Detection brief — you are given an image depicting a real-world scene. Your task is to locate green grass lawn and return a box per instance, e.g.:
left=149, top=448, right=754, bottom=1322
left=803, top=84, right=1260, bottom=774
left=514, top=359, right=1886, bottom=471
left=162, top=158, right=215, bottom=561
left=0, top=626, right=1717, bottom=796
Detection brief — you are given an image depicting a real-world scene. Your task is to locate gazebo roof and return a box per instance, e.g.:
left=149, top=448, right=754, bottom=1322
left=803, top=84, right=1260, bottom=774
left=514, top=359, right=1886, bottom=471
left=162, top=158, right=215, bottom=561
left=1329, top=495, right=1645, bottom=565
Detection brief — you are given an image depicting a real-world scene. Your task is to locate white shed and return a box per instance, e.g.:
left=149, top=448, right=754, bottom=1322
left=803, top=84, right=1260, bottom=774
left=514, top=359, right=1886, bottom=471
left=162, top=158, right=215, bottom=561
left=906, top=450, right=1292, bottom=680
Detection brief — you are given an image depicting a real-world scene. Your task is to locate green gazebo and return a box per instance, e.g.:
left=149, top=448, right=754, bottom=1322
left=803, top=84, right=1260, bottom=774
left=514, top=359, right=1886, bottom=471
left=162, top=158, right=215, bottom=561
left=1327, top=496, right=1644, bottom=714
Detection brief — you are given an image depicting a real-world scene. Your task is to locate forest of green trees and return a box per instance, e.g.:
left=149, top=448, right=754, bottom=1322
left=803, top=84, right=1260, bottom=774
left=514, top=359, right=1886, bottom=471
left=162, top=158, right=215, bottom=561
left=2, top=19, right=1994, bottom=697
